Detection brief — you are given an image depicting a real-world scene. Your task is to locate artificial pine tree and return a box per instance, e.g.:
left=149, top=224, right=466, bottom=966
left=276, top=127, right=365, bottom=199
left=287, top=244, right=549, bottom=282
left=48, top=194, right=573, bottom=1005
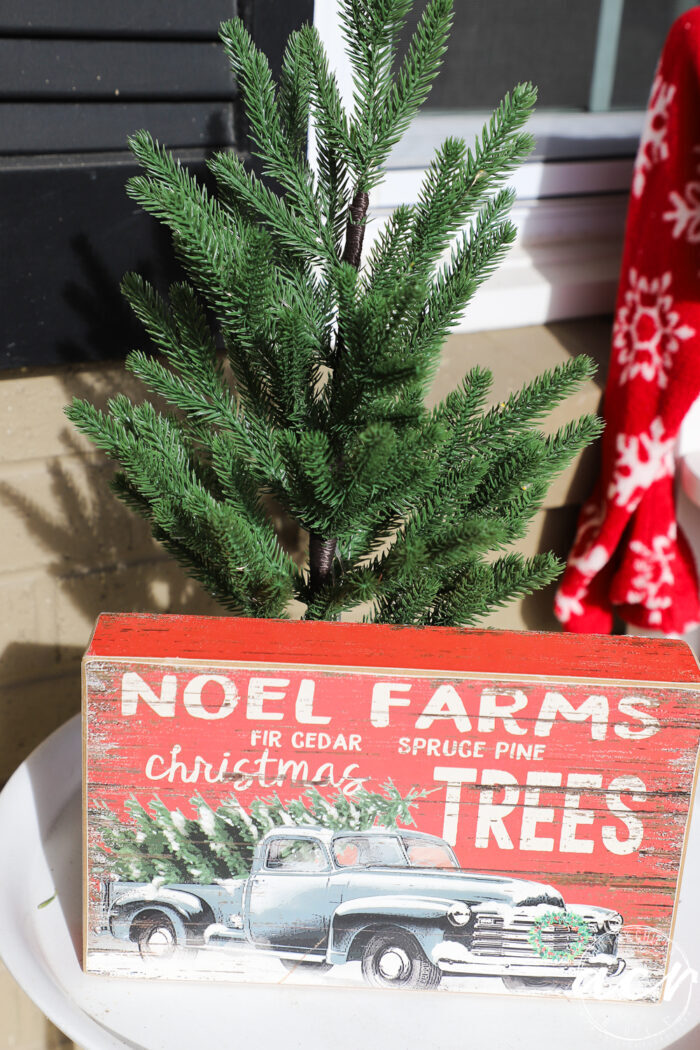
left=66, top=0, right=601, bottom=625
left=97, top=783, right=427, bottom=882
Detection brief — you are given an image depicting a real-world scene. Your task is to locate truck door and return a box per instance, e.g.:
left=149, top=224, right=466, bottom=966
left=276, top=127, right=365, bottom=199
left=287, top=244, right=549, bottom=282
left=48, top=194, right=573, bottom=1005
left=247, top=835, right=331, bottom=952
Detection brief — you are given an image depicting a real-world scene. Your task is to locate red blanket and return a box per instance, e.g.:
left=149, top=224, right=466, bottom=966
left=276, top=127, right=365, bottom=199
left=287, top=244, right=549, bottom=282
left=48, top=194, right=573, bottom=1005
left=555, top=8, right=700, bottom=634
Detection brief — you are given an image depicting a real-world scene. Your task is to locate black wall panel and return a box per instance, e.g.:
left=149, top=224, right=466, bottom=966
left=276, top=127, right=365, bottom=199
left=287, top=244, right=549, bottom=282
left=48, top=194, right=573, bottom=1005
left=0, top=39, right=235, bottom=100
left=2, top=103, right=236, bottom=154
left=0, top=1, right=235, bottom=38
left=0, top=0, right=314, bottom=370
left=1, top=153, right=208, bottom=370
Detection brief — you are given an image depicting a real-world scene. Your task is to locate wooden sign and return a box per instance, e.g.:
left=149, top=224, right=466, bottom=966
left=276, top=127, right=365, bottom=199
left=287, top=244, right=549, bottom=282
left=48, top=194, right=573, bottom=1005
left=83, top=613, right=700, bottom=1000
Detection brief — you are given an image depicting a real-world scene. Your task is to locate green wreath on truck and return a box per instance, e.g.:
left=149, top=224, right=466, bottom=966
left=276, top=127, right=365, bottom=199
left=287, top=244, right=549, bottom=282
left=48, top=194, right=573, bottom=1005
left=528, top=911, right=592, bottom=962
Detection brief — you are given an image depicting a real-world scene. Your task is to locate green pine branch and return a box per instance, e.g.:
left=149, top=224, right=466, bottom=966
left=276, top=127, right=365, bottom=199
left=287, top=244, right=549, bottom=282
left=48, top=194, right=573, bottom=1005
left=66, top=1, right=602, bottom=630
left=94, top=782, right=428, bottom=883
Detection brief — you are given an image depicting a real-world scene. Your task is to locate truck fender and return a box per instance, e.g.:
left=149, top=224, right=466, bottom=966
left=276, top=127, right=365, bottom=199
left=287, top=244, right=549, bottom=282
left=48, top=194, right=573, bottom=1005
left=127, top=905, right=189, bottom=953
left=566, top=903, right=621, bottom=927
left=109, top=888, right=213, bottom=945
left=112, top=885, right=207, bottom=921
left=329, top=896, right=459, bottom=964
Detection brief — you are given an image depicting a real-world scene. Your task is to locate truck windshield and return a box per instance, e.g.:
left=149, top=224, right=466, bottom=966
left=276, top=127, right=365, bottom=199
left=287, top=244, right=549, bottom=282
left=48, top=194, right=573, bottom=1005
left=333, top=836, right=408, bottom=868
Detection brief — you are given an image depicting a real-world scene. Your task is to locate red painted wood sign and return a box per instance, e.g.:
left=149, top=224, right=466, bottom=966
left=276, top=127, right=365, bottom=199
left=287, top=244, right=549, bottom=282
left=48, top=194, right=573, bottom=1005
left=83, top=613, right=700, bottom=1001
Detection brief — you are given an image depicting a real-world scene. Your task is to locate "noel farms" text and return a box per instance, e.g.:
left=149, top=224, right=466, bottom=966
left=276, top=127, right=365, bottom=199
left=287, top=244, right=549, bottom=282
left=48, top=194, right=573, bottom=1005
left=120, top=671, right=660, bottom=740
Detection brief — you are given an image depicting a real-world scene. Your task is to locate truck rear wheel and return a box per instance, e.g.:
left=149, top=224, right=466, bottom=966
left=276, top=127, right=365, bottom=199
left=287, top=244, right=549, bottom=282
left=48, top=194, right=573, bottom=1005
left=133, top=913, right=178, bottom=960
left=361, top=927, right=441, bottom=990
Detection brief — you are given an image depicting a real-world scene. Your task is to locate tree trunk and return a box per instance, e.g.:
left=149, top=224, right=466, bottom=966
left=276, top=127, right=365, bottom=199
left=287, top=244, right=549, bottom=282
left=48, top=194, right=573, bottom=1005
left=306, top=189, right=370, bottom=613
left=309, top=533, right=338, bottom=598
left=342, top=190, right=369, bottom=268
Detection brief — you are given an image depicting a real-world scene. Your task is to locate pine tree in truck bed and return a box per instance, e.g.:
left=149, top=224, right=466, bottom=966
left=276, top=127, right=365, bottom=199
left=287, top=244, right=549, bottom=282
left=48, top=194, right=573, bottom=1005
left=96, top=782, right=428, bottom=883
left=66, top=0, right=601, bottom=625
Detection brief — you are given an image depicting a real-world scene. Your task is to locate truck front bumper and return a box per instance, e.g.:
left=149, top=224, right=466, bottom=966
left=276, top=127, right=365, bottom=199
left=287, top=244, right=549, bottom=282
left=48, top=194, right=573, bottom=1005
left=432, top=940, right=625, bottom=979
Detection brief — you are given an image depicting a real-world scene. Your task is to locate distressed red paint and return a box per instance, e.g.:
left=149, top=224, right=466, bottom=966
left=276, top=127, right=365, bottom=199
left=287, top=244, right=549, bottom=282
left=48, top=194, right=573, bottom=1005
left=83, top=613, right=700, bottom=990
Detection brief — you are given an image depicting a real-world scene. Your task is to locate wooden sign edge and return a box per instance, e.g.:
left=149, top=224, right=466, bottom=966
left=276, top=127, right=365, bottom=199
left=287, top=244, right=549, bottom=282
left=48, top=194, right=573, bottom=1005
left=81, top=652, right=700, bottom=692
left=666, top=726, right=700, bottom=990
left=85, top=611, right=700, bottom=685
left=82, top=657, right=89, bottom=975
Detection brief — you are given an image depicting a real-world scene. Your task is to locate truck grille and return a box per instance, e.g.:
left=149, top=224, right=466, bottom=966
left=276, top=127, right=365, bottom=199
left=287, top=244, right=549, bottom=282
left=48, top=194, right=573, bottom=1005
left=472, top=913, right=598, bottom=958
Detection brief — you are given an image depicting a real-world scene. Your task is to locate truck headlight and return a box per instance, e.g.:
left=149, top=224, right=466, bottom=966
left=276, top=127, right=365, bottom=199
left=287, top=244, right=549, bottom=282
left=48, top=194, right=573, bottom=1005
left=447, top=903, right=471, bottom=927
left=604, top=913, right=623, bottom=933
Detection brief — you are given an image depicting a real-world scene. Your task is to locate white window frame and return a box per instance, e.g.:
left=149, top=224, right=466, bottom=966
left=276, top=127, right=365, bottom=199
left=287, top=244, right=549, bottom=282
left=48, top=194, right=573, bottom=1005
left=313, top=1, right=646, bottom=332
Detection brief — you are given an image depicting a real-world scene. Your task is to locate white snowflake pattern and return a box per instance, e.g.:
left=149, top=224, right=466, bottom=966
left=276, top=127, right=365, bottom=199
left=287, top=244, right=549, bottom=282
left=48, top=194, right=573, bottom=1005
left=567, top=500, right=608, bottom=577
left=614, top=269, right=694, bottom=389
left=607, top=418, right=675, bottom=512
left=663, top=179, right=700, bottom=242
left=555, top=503, right=607, bottom=625
left=633, top=75, right=675, bottom=198
left=554, top=584, right=587, bottom=625
left=571, top=543, right=608, bottom=577
left=624, top=523, right=676, bottom=625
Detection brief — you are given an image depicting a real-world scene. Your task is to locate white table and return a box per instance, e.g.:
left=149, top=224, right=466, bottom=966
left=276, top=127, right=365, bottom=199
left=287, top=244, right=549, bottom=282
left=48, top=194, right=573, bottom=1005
left=1, top=715, right=699, bottom=1050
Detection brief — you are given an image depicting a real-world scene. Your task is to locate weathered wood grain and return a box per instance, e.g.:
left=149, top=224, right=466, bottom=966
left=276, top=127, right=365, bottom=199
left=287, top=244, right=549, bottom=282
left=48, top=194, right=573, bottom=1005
left=86, top=612, right=700, bottom=683
left=83, top=614, right=700, bottom=1000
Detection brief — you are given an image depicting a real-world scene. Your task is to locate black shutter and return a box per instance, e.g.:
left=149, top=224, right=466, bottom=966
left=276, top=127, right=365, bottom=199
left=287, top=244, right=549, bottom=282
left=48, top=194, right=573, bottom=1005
left=0, top=0, right=313, bottom=370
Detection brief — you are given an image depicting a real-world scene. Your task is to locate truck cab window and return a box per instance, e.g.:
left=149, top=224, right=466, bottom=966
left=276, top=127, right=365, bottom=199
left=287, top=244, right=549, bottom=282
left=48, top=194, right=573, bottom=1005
left=401, top=836, right=459, bottom=870
left=265, top=837, right=327, bottom=872
left=332, top=835, right=407, bottom=868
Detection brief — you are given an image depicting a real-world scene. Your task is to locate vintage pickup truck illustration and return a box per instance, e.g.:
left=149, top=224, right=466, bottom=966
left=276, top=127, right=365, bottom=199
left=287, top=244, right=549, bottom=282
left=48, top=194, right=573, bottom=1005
left=99, top=825, right=626, bottom=990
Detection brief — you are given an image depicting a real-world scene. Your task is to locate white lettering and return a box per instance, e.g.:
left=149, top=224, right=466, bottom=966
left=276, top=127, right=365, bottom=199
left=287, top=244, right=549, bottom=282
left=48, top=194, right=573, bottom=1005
left=371, top=682, right=411, bottom=728
left=615, top=696, right=661, bottom=740
left=145, top=752, right=168, bottom=779
left=475, top=770, right=519, bottom=849
left=183, top=675, right=238, bottom=720
left=416, top=684, right=472, bottom=733
left=602, top=775, right=646, bottom=855
left=247, top=678, right=288, bottom=721
left=534, top=691, right=609, bottom=740
left=560, top=773, right=602, bottom=853
left=433, top=766, right=478, bottom=845
left=121, top=671, right=177, bottom=717
left=144, top=743, right=230, bottom=784
left=295, top=678, right=331, bottom=725
left=520, top=771, right=562, bottom=851
left=478, top=691, right=528, bottom=735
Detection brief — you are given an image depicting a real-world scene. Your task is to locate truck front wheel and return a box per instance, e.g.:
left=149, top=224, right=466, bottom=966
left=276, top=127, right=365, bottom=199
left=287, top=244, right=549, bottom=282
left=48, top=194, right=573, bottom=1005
left=361, top=927, right=441, bottom=990
left=132, top=913, right=178, bottom=960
